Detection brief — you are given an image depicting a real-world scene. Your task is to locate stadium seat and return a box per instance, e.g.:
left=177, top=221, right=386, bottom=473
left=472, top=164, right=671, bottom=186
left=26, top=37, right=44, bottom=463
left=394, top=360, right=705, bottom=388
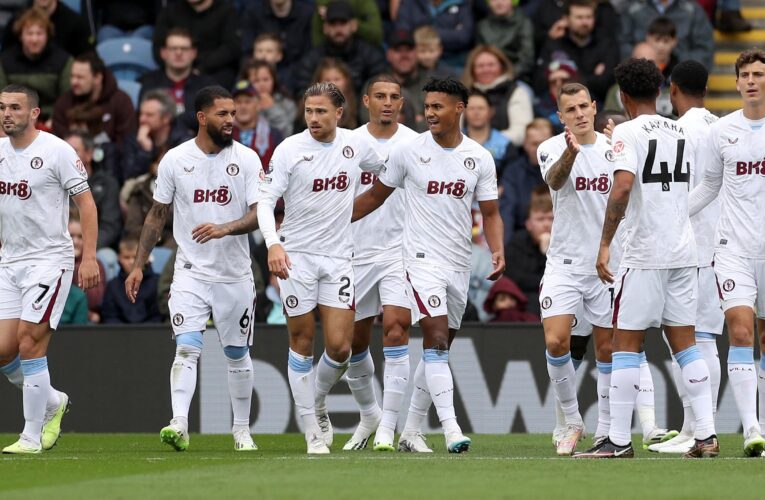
left=116, top=79, right=141, bottom=107
left=150, top=247, right=173, bottom=275
left=60, top=0, right=81, bottom=14
left=96, top=37, right=157, bottom=81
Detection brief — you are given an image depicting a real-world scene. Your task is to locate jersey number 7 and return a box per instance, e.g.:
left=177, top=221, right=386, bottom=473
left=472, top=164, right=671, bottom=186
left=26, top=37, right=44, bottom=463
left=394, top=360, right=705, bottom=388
left=641, top=138, right=690, bottom=191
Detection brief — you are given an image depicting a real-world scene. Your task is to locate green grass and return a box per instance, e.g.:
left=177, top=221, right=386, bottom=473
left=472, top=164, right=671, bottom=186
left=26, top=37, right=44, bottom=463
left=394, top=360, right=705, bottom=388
left=2, top=433, right=765, bottom=499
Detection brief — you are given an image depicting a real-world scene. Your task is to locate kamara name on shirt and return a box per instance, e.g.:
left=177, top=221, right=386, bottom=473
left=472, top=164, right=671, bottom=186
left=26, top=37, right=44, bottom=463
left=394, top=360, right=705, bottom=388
left=641, top=119, right=685, bottom=136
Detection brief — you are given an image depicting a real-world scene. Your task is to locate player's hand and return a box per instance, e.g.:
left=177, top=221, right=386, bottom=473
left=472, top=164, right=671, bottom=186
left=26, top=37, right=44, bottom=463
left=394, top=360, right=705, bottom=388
left=191, top=223, right=229, bottom=243
left=268, top=244, right=292, bottom=279
left=603, top=118, right=616, bottom=144
left=564, top=126, right=580, bottom=154
left=596, top=244, right=613, bottom=284
left=486, top=251, right=505, bottom=281
left=78, top=257, right=100, bottom=290
left=125, top=267, right=144, bottom=304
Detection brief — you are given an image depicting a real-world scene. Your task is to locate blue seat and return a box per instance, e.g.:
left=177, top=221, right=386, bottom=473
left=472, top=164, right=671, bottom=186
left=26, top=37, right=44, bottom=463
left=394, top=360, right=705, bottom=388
left=60, top=0, right=80, bottom=13
left=96, top=37, right=157, bottom=81
left=150, top=247, right=174, bottom=275
left=117, top=79, right=141, bottom=108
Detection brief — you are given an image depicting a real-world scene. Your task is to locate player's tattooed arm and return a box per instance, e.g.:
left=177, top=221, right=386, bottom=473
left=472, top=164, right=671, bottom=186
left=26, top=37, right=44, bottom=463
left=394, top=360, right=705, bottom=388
left=136, top=201, right=170, bottom=269
left=126, top=201, right=169, bottom=303
left=192, top=205, right=258, bottom=243
left=352, top=180, right=395, bottom=222
left=546, top=127, right=579, bottom=191
left=596, top=170, right=633, bottom=283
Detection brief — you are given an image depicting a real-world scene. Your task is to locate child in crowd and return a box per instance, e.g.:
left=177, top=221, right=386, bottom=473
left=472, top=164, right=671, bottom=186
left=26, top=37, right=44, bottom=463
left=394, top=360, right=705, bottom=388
left=413, top=26, right=457, bottom=79
left=101, top=236, right=161, bottom=324
left=484, top=276, right=539, bottom=322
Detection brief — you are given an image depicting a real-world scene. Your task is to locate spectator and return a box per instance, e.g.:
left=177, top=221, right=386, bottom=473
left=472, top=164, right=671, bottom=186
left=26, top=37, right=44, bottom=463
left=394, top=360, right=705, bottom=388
left=498, top=119, right=554, bottom=238
left=121, top=90, right=193, bottom=181
left=464, top=89, right=510, bottom=165
left=0, top=7, right=71, bottom=122
left=251, top=33, right=293, bottom=92
left=645, top=17, right=679, bottom=78
left=139, top=28, right=216, bottom=134
left=413, top=25, right=458, bottom=79
left=152, top=0, right=241, bottom=88
left=121, top=151, right=175, bottom=249
left=310, top=57, right=359, bottom=129
left=69, top=216, right=106, bottom=323
left=60, top=285, right=89, bottom=325
left=531, top=0, right=618, bottom=52
left=534, top=0, right=618, bottom=104
left=240, top=0, right=313, bottom=81
left=94, top=0, right=157, bottom=42
left=462, top=44, right=534, bottom=146
left=312, top=0, right=383, bottom=47
left=476, top=0, right=534, bottom=82
left=65, top=131, right=122, bottom=251
left=232, top=79, right=283, bottom=168
left=52, top=52, right=137, bottom=146
left=2, top=0, right=93, bottom=56
left=382, top=29, right=427, bottom=130
left=293, top=0, right=387, bottom=97
left=395, top=0, right=474, bottom=67
left=484, top=276, right=539, bottom=322
left=534, top=58, right=578, bottom=134
left=504, top=192, right=553, bottom=316
left=241, top=59, right=297, bottom=137
left=604, top=42, right=674, bottom=117
left=101, top=236, right=162, bottom=324
left=618, top=0, right=714, bottom=70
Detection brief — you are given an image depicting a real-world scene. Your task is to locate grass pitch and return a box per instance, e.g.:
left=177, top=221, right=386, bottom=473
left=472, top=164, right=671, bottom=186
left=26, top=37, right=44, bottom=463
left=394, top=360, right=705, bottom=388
left=2, top=433, right=765, bottom=499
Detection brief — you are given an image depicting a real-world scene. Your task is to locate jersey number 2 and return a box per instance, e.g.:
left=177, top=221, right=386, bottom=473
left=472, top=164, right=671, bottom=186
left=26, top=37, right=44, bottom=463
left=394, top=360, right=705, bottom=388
left=641, top=139, right=690, bottom=191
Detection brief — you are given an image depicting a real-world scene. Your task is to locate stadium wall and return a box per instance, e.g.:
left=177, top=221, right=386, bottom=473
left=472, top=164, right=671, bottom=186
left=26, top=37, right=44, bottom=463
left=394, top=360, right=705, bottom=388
left=0, top=324, right=743, bottom=434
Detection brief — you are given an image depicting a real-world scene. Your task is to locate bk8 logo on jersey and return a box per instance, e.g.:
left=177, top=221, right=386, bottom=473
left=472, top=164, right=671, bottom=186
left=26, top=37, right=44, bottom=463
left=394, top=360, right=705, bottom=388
left=735, top=160, right=765, bottom=176
left=312, top=171, right=349, bottom=192
left=193, top=185, right=231, bottom=205
left=426, top=179, right=467, bottom=199
left=575, top=174, right=611, bottom=193
left=360, top=172, right=378, bottom=185
left=0, top=179, right=31, bottom=200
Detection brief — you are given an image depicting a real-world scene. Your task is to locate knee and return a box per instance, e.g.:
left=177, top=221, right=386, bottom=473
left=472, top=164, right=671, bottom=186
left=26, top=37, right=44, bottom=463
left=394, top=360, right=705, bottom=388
left=383, top=321, right=408, bottom=346
left=728, top=321, right=754, bottom=345
left=324, top=336, right=351, bottom=362
left=17, top=336, right=38, bottom=358
left=545, top=335, right=570, bottom=357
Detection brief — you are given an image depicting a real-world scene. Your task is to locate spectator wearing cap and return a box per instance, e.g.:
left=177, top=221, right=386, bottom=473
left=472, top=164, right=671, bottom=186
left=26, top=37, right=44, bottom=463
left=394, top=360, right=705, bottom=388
left=139, top=28, right=216, bottom=134
left=0, top=7, right=72, bottom=123
left=533, top=58, right=578, bottom=134
left=2, top=0, right=93, bottom=57
left=232, top=80, right=283, bottom=168
left=533, top=0, right=618, bottom=104
left=293, top=0, right=387, bottom=97
left=476, top=0, right=534, bottom=82
left=152, top=0, right=241, bottom=88
left=52, top=52, right=136, bottom=146
left=618, top=0, right=713, bottom=70
left=311, top=0, right=383, bottom=47
left=395, top=0, right=475, bottom=67
left=120, top=89, right=193, bottom=181
left=382, top=29, right=427, bottom=130
left=240, top=0, right=314, bottom=75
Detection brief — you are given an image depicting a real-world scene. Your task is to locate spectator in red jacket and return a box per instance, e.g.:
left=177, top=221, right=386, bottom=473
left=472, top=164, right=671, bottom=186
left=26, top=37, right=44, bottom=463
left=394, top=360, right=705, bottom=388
left=484, top=276, right=539, bottom=322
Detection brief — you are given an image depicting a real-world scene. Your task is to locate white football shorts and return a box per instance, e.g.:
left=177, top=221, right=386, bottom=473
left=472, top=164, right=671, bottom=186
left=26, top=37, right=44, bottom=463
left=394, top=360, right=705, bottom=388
left=713, top=251, right=765, bottom=319
left=0, top=265, right=72, bottom=330
left=539, top=270, right=614, bottom=329
left=697, top=265, right=724, bottom=334
left=279, top=252, right=355, bottom=317
left=613, top=267, right=697, bottom=330
left=405, top=263, right=469, bottom=330
left=354, top=258, right=409, bottom=321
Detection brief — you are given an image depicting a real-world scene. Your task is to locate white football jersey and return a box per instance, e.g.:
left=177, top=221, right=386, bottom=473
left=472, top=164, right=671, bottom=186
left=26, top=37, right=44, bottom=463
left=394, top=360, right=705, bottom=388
left=154, top=139, right=261, bottom=282
left=352, top=123, right=418, bottom=263
left=677, top=107, right=719, bottom=267
left=379, top=132, right=498, bottom=272
left=538, top=131, right=614, bottom=275
left=611, top=114, right=697, bottom=269
left=260, top=128, right=385, bottom=259
left=0, top=132, right=89, bottom=269
left=692, top=110, right=765, bottom=259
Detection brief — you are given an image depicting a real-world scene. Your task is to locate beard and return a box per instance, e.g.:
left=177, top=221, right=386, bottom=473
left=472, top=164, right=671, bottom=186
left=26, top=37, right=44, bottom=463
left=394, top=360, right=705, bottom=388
left=4, top=118, right=28, bottom=137
left=207, top=122, right=233, bottom=148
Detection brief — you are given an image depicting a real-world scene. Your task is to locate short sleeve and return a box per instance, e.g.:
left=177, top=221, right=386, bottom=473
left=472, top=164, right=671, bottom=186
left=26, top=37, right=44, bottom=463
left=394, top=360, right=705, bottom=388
left=378, top=146, right=406, bottom=189
left=356, top=134, right=385, bottom=174
left=56, top=142, right=90, bottom=196
left=475, top=149, right=498, bottom=201
left=153, top=152, right=175, bottom=204
left=258, top=141, right=291, bottom=198
left=244, top=148, right=262, bottom=206
left=537, top=138, right=562, bottom=183
left=611, top=125, right=638, bottom=175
